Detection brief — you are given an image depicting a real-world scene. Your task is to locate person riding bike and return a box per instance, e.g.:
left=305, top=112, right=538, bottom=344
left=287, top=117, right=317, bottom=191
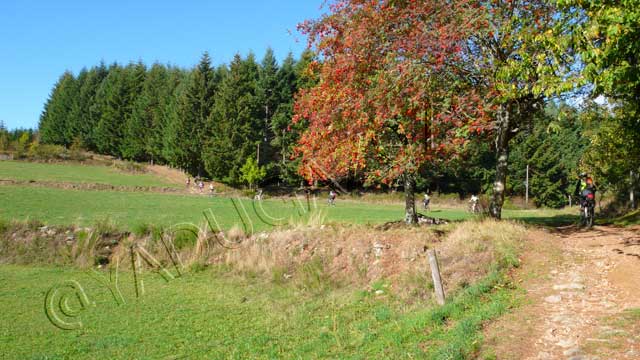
left=574, top=172, right=596, bottom=205
left=423, top=193, right=431, bottom=210
left=328, top=190, right=337, bottom=206
left=574, top=172, right=596, bottom=226
left=469, top=194, right=480, bottom=214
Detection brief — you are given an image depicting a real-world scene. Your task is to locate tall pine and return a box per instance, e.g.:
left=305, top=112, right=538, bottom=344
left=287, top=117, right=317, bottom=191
left=39, top=71, right=79, bottom=146
left=164, top=52, right=217, bottom=175
left=205, top=53, right=262, bottom=184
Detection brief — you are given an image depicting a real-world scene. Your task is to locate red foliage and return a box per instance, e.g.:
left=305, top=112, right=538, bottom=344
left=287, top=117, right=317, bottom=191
left=294, top=0, right=492, bottom=185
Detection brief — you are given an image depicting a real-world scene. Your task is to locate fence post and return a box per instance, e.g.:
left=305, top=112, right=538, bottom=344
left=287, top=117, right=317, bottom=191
left=427, top=249, right=446, bottom=305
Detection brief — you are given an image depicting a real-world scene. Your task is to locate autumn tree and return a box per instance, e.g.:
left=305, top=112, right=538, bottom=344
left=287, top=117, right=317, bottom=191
left=464, top=0, right=578, bottom=218
left=295, top=0, right=488, bottom=223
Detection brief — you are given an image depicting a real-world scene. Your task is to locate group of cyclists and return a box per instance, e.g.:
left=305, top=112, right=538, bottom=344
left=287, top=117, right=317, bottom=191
left=210, top=172, right=598, bottom=226
left=422, top=192, right=480, bottom=213
left=185, top=177, right=215, bottom=195
left=421, top=172, right=597, bottom=226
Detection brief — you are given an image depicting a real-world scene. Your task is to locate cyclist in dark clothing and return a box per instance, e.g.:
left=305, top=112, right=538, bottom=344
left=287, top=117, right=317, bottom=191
left=574, top=172, right=596, bottom=204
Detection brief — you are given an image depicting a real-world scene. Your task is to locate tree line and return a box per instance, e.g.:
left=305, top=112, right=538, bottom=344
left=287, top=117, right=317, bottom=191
left=38, top=49, right=316, bottom=186
left=33, top=0, right=639, bottom=217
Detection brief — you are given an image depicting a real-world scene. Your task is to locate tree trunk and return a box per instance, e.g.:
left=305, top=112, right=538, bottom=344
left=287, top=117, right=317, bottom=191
left=632, top=170, right=638, bottom=210
left=490, top=104, right=511, bottom=220
left=404, top=173, right=418, bottom=224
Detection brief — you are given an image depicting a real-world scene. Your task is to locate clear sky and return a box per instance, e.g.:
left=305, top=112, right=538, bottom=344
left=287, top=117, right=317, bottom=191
left=0, top=0, right=324, bottom=130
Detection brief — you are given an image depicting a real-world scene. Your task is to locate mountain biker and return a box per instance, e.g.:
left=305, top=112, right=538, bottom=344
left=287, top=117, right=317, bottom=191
left=328, top=190, right=337, bottom=206
left=574, top=172, right=596, bottom=207
left=423, top=193, right=431, bottom=210
left=254, top=188, right=263, bottom=201
left=469, top=194, right=479, bottom=213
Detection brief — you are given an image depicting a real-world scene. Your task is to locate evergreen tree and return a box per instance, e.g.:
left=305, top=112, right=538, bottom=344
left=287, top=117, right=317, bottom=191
left=66, top=68, right=87, bottom=144
left=93, top=64, right=129, bottom=156
left=39, top=71, right=79, bottom=146
left=205, top=53, right=262, bottom=184
left=121, top=63, right=170, bottom=161
left=270, top=52, right=302, bottom=185
left=120, top=61, right=147, bottom=159
left=257, top=48, right=279, bottom=168
left=76, top=63, right=109, bottom=150
left=146, top=66, right=186, bottom=164
left=164, top=52, right=217, bottom=175
left=0, top=121, right=9, bottom=151
left=508, top=103, right=587, bottom=208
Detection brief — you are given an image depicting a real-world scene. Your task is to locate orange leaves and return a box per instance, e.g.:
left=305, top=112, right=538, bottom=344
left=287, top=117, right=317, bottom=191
left=294, top=0, right=492, bottom=184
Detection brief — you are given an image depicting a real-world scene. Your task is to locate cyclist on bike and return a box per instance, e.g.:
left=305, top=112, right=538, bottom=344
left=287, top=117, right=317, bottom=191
left=469, top=194, right=479, bottom=214
left=423, top=193, right=431, bottom=210
left=328, top=190, right=337, bottom=206
left=574, top=172, right=596, bottom=206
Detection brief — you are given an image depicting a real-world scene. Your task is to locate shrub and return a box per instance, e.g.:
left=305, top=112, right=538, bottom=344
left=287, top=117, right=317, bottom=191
left=113, top=161, right=147, bottom=174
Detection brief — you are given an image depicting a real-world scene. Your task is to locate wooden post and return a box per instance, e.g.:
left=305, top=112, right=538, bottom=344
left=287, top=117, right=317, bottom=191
left=427, top=249, right=445, bottom=305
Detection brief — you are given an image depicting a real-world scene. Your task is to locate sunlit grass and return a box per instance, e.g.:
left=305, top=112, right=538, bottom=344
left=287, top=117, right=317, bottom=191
left=0, top=184, right=579, bottom=231
left=0, top=261, right=520, bottom=359
left=0, top=160, right=178, bottom=188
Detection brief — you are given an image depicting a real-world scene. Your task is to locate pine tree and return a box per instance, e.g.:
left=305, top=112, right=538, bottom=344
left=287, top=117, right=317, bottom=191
left=164, top=52, right=217, bottom=175
left=205, top=53, right=262, bottom=184
left=270, top=52, right=303, bottom=185
left=120, top=61, right=147, bottom=159
left=257, top=48, right=279, bottom=168
left=93, top=64, right=128, bottom=156
left=75, top=63, right=109, bottom=150
left=39, top=71, right=79, bottom=146
left=0, top=121, right=9, bottom=151
left=66, top=68, right=88, bottom=144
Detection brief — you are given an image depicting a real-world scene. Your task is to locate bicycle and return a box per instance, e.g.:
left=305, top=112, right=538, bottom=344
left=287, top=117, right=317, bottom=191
left=467, top=201, right=480, bottom=214
left=580, top=197, right=595, bottom=228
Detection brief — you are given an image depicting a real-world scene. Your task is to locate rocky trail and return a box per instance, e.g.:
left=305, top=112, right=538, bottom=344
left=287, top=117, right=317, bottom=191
left=487, top=225, right=640, bottom=359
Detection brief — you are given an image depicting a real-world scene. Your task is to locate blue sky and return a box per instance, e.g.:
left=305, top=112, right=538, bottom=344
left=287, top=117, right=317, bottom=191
left=0, top=0, right=324, bottom=130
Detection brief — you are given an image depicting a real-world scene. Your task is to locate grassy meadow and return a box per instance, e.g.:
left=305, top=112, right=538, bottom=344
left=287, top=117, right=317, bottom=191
left=0, top=160, right=582, bottom=231
left=0, top=183, right=580, bottom=231
left=0, top=160, right=575, bottom=359
left=1, top=260, right=519, bottom=359
left=0, top=160, right=179, bottom=188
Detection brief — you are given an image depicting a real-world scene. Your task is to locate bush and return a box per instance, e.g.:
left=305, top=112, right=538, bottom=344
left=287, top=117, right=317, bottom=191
left=22, top=142, right=87, bottom=161
left=113, top=161, right=147, bottom=174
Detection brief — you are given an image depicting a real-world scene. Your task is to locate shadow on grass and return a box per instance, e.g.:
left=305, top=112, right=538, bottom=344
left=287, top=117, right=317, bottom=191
left=611, top=210, right=640, bottom=226
left=513, top=213, right=579, bottom=227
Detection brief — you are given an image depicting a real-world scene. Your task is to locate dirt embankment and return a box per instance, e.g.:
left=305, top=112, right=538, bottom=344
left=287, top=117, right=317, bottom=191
left=1, top=219, right=528, bottom=300
left=484, top=225, right=640, bottom=360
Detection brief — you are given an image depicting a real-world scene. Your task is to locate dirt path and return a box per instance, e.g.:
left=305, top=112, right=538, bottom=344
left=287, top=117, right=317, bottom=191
left=486, top=225, right=640, bottom=359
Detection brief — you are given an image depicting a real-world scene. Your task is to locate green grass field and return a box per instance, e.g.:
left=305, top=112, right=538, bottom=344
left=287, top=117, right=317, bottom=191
left=0, top=160, right=576, bottom=359
left=0, top=160, right=179, bottom=188
left=0, top=160, right=581, bottom=231
left=0, top=264, right=517, bottom=359
left=0, top=184, right=579, bottom=231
